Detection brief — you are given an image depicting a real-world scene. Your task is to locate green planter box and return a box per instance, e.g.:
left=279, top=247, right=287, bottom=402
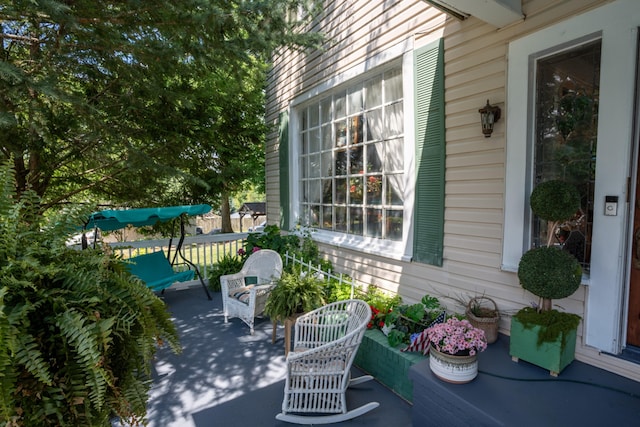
left=354, top=329, right=427, bottom=402
left=509, top=316, right=577, bottom=376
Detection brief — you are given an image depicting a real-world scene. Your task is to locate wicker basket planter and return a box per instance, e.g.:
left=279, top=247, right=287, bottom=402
left=465, top=297, right=500, bottom=344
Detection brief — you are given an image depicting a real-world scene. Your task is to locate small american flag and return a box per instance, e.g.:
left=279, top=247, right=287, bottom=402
left=401, top=311, right=446, bottom=354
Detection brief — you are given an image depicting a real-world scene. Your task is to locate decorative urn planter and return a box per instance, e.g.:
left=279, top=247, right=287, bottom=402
left=429, top=345, right=479, bottom=384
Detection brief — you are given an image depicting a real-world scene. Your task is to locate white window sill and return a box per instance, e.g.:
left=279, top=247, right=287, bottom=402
left=309, top=229, right=411, bottom=262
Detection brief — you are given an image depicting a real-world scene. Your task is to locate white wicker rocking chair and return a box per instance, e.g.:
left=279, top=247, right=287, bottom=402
left=276, top=299, right=379, bottom=425
left=220, top=249, right=283, bottom=335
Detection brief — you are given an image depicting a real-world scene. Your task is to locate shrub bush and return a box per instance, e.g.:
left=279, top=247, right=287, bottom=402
left=207, top=254, right=244, bottom=292
left=0, top=162, right=179, bottom=426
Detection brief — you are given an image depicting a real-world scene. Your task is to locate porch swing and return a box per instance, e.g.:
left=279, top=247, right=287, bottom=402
left=83, top=204, right=212, bottom=300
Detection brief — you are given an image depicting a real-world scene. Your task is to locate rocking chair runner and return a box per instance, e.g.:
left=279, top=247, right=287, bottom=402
left=220, top=249, right=283, bottom=334
left=276, top=299, right=379, bottom=425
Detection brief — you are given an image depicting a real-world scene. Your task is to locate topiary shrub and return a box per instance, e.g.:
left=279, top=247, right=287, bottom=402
left=517, top=246, right=582, bottom=301
left=530, top=180, right=581, bottom=223
left=0, top=162, right=180, bottom=426
left=518, top=179, right=583, bottom=312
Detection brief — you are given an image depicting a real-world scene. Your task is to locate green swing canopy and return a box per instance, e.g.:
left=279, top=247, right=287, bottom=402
left=83, top=204, right=213, bottom=300
left=84, top=204, right=212, bottom=231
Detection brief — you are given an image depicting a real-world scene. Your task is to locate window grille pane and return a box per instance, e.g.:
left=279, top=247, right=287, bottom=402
left=321, top=151, right=332, bottom=177
left=335, top=178, right=347, bottom=204
left=349, top=176, right=363, bottom=204
left=322, top=178, right=333, bottom=204
left=385, top=69, right=403, bottom=102
left=349, top=115, right=363, bottom=145
left=309, top=104, right=320, bottom=128
left=386, top=138, right=404, bottom=172
left=366, top=208, right=383, bottom=238
left=335, top=149, right=347, bottom=175
left=349, top=207, right=363, bottom=235
left=367, top=142, right=383, bottom=173
left=309, top=153, right=321, bottom=178
left=386, top=174, right=404, bottom=205
left=335, top=120, right=347, bottom=147
left=309, top=179, right=321, bottom=203
left=320, top=96, right=332, bottom=123
left=348, top=86, right=363, bottom=115
left=322, top=206, right=333, bottom=229
left=366, top=109, right=383, bottom=141
left=335, top=206, right=347, bottom=232
left=365, top=76, right=382, bottom=108
left=349, top=146, right=363, bottom=174
left=366, top=175, right=383, bottom=205
left=335, top=91, right=346, bottom=119
left=322, top=124, right=332, bottom=150
left=386, top=210, right=403, bottom=241
left=385, top=102, right=403, bottom=138
left=310, top=205, right=320, bottom=227
left=309, top=128, right=320, bottom=153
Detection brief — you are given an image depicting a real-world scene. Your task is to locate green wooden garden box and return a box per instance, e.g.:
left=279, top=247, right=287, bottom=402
left=509, top=316, right=577, bottom=376
left=354, top=329, right=427, bottom=402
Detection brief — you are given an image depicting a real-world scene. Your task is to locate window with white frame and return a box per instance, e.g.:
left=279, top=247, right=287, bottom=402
left=298, top=67, right=404, bottom=240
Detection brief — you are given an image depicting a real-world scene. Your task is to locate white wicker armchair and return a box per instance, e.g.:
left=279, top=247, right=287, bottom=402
left=275, top=299, right=379, bottom=425
left=220, top=249, right=283, bottom=335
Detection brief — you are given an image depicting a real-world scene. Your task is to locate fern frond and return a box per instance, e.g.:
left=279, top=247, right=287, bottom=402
left=15, top=334, right=53, bottom=386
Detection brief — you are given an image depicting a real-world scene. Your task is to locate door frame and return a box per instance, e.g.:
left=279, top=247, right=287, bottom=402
left=504, top=0, right=640, bottom=354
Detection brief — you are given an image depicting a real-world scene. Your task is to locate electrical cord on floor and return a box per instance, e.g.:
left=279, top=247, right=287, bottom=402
left=478, top=369, right=640, bottom=400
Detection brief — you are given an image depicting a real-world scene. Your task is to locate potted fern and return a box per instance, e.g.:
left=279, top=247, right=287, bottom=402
left=264, top=269, right=325, bottom=322
left=0, top=162, right=180, bottom=426
left=511, top=180, right=583, bottom=376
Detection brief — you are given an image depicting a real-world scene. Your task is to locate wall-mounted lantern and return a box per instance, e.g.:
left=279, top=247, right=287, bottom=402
left=479, top=100, right=501, bottom=138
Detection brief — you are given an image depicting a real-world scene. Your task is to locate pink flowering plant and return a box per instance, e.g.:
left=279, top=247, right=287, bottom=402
left=425, top=318, right=488, bottom=356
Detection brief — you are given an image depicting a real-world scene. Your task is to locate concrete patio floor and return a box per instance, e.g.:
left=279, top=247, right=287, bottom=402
left=126, top=285, right=640, bottom=427
left=140, top=286, right=412, bottom=427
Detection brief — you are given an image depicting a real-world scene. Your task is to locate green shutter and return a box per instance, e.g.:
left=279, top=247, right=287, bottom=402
left=413, top=38, right=445, bottom=266
left=278, top=111, right=290, bottom=230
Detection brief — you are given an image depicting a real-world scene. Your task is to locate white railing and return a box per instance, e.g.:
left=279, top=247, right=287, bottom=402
left=102, top=235, right=360, bottom=297
left=107, top=232, right=250, bottom=278
left=283, top=251, right=358, bottom=299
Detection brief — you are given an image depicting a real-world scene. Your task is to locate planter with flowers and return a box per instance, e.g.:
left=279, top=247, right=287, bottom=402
left=422, top=318, right=488, bottom=384
left=354, top=292, right=433, bottom=402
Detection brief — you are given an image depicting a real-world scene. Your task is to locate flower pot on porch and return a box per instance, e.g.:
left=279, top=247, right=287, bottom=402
left=465, top=296, right=500, bottom=344
left=509, top=315, right=577, bottom=376
left=429, top=345, right=478, bottom=384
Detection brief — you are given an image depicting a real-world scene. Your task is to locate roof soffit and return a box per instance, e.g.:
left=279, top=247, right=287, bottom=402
left=422, top=0, right=524, bottom=28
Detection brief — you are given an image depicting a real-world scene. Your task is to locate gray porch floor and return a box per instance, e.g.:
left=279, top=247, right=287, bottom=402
left=138, top=286, right=640, bottom=427
left=141, top=287, right=412, bottom=427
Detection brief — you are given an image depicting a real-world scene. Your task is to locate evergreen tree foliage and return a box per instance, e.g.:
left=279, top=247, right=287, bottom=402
left=0, top=0, right=321, bottom=211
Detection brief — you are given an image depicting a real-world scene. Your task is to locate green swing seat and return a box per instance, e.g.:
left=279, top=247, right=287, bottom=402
left=127, top=251, right=195, bottom=292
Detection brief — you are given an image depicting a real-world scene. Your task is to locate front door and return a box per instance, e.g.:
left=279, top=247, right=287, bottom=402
left=627, top=125, right=640, bottom=347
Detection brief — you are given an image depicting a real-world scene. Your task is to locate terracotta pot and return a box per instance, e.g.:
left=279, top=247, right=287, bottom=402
left=429, top=344, right=478, bottom=384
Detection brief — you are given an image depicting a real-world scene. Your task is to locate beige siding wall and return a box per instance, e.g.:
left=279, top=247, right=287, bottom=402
left=265, top=0, right=633, bottom=378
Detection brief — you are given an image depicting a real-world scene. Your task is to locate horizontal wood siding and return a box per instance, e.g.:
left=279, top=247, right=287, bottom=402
left=265, top=0, right=632, bottom=378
